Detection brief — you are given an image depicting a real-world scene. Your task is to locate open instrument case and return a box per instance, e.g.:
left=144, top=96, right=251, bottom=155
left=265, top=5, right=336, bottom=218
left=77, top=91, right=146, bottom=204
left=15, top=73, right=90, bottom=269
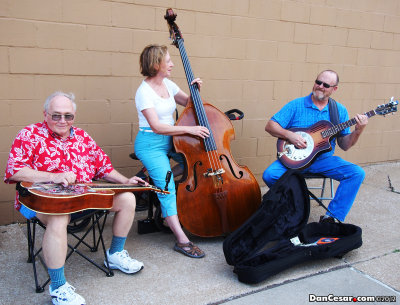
left=222, top=170, right=362, bottom=284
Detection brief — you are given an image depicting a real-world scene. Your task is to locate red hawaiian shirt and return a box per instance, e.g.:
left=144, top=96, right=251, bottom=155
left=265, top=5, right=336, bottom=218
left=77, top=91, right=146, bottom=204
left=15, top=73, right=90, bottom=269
left=4, top=121, right=114, bottom=210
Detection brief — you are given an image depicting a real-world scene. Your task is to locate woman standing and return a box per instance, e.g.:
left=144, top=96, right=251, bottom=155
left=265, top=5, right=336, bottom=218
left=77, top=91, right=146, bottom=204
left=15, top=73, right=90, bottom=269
left=134, top=44, right=209, bottom=258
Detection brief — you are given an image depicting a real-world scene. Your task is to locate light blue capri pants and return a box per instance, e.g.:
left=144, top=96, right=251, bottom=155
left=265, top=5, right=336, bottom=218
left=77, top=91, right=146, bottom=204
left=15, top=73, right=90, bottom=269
left=134, top=128, right=180, bottom=217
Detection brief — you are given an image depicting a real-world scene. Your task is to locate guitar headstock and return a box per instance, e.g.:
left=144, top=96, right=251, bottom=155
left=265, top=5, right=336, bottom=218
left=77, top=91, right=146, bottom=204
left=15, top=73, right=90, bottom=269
left=164, top=8, right=182, bottom=48
left=375, top=97, right=398, bottom=116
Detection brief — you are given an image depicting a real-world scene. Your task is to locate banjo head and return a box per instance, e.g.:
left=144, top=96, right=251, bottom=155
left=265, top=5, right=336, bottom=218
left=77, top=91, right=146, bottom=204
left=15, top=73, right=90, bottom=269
left=281, top=131, right=314, bottom=161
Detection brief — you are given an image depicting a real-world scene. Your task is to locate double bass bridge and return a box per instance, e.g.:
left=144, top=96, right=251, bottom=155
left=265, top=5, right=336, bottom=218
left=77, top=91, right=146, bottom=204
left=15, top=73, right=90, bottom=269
left=203, top=168, right=225, bottom=177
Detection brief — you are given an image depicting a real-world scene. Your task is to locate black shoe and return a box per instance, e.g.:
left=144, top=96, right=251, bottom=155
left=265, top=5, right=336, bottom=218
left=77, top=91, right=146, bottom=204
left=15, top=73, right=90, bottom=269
left=319, top=216, right=336, bottom=224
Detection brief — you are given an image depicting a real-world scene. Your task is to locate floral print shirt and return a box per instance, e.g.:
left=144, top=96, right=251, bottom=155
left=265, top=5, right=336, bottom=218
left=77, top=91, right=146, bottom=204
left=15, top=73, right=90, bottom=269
left=4, top=121, right=113, bottom=210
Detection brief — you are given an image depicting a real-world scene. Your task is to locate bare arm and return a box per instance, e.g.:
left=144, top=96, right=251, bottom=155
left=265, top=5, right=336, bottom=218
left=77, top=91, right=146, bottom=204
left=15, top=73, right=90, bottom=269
left=337, top=114, right=368, bottom=151
left=103, top=169, right=147, bottom=186
left=9, top=167, right=77, bottom=186
left=10, top=167, right=147, bottom=186
left=142, top=108, right=209, bottom=138
left=142, top=77, right=209, bottom=138
left=265, top=120, right=307, bottom=149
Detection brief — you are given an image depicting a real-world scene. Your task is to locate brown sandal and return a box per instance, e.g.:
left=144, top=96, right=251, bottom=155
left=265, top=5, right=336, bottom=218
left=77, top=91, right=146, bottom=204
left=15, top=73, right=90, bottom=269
left=174, top=242, right=205, bottom=258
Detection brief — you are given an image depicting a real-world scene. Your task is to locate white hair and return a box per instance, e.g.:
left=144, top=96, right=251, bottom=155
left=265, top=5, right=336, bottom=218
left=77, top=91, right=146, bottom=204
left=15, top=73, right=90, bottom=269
left=44, top=91, right=77, bottom=112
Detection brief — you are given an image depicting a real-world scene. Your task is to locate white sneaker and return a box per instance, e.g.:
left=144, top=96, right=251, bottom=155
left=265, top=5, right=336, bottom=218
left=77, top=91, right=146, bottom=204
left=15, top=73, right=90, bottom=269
left=49, top=282, right=86, bottom=305
left=105, top=249, right=144, bottom=274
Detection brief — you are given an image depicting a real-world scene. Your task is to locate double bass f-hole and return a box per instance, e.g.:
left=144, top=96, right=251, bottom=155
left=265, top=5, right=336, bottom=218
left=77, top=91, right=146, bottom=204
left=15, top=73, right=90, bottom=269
left=219, top=154, right=243, bottom=179
left=185, top=161, right=202, bottom=192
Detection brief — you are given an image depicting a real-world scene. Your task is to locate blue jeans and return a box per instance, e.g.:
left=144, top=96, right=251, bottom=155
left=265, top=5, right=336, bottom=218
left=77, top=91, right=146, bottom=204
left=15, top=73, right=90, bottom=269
left=134, top=129, right=178, bottom=217
left=262, top=155, right=365, bottom=221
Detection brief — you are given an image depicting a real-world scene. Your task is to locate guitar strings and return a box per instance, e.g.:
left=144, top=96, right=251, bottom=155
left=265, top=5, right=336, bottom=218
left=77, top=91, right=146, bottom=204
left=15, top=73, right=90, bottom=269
left=177, top=40, right=223, bottom=174
left=323, top=110, right=375, bottom=138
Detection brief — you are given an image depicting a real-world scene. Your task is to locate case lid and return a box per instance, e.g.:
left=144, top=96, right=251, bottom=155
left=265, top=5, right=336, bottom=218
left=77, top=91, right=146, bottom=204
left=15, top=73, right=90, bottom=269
left=223, top=170, right=310, bottom=265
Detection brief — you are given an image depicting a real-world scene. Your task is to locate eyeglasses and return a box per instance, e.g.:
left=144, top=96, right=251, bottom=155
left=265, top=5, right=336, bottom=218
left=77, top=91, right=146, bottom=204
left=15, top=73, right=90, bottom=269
left=315, top=79, right=337, bottom=89
left=48, top=113, right=75, bottom=121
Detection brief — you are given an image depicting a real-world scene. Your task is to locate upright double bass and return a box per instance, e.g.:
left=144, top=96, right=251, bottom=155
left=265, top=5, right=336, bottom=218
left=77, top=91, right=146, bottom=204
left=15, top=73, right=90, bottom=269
left=165, top=9, right=261, bottom=237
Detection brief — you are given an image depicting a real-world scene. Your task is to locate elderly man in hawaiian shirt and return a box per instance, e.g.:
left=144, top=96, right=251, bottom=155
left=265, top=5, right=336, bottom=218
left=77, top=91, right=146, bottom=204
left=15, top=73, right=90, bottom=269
left=4, top=91, right=146, bottom=305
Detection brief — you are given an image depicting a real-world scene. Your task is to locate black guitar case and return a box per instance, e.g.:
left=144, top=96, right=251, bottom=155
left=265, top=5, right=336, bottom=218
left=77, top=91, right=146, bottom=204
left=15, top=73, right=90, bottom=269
left=223, top=170, right=362, bottom=284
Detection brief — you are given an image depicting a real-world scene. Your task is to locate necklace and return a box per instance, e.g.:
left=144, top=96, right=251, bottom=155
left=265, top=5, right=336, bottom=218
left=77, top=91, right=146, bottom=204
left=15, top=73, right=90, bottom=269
left=146, top=78, right=169, bottom=98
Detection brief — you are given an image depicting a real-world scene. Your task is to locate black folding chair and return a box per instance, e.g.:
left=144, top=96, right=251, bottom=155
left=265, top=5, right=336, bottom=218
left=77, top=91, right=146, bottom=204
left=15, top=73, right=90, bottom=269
left=26, top=209, right=114, bottom=293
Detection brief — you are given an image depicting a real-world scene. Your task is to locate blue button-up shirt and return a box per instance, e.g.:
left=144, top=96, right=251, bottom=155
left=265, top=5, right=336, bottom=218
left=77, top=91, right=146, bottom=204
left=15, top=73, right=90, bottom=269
left=271, top=93, right=350, bottom=158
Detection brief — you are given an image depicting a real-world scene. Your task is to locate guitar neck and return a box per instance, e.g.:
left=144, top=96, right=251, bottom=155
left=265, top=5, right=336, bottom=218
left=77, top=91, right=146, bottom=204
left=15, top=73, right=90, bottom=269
left=322, top=109, right=376, bottom=138
left=86, top=183, right=169, bottom=194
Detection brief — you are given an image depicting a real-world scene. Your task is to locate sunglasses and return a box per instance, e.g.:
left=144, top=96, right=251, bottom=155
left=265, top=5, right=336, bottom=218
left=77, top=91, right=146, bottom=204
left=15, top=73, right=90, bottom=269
left=315, top=79, right=337, bottom=89
left=48, top=113, right=75, bottom=121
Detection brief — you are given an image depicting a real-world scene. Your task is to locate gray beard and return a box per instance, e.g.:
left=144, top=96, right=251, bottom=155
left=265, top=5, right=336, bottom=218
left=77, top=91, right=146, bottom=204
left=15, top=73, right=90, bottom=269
left=312, top=90, right=325, bottom=101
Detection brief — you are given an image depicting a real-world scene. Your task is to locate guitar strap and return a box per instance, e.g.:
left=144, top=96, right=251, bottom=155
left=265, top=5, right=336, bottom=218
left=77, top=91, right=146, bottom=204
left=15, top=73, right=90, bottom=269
left=328, top=97, right=341, bottom=137
left=328, top=97, right=339, bottom=125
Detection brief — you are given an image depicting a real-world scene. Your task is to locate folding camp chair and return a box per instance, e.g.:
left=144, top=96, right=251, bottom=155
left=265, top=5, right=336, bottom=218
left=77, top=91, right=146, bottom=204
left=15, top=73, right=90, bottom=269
left=302, top=172, right=335, bottom=201
left=26, top=209, right=114, bottom=293
left=302, top=172, right=342, bottom=222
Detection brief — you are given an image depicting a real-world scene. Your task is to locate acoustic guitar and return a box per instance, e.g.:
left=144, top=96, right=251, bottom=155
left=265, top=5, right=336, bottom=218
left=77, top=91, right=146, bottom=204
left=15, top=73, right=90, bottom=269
left=17, top=181, right=169, bottom=215
left=277, top=98, right=398, bottom=170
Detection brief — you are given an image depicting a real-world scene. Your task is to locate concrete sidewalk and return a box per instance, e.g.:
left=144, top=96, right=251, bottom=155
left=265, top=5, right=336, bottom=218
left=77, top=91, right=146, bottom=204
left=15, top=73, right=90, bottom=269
left=0, top=162, right=399, bottom=305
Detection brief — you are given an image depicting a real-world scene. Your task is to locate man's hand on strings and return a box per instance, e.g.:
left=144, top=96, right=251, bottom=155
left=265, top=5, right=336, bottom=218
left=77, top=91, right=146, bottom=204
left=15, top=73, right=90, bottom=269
left=128, top=176, right=148, bottom=186
left=288, top=132, right=307, bottom=149
left=53, top=172, right=77, bottom=186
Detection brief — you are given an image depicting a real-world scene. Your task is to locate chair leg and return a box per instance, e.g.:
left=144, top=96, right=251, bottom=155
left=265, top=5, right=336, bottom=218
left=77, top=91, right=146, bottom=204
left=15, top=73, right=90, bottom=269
left=26, top=210, right=114, bottom=293
left=95, top=212, right=114, bottom=277
left=26, top=219, right=48, bottom=293
left=329, top=178, right=335, bottom=199
left=306, top=176, right=335, bottom=201
left=27, top=219, right=33, bottom=264
left=91, top=213, right=97, bottom=252
left=66, top=211, right=114, bottom=277
left=320, top=178, right=327, bottom=199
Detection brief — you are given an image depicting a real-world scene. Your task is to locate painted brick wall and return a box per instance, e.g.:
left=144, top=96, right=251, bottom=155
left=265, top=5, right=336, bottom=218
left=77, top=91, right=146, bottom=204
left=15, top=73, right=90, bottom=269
left=1, top=0, right=400, bottom=224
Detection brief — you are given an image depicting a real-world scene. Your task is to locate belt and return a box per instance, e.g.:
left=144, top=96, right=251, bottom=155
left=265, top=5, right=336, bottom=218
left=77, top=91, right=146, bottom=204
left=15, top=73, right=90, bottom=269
left=139, top=128, right=153, bottom=133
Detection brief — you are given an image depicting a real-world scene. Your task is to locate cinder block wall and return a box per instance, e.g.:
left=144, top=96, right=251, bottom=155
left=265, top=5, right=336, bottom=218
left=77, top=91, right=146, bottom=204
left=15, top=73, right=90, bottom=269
left=1, top=0, right=400, bottom=225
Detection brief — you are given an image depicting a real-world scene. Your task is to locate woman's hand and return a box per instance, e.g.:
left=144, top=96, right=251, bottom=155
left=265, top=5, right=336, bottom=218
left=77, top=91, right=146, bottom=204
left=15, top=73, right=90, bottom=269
left=174, top=78, right=203, bottom=106
left=187, top=125, right=210, bottom=139
left=191, top=78, right=203, bottom=91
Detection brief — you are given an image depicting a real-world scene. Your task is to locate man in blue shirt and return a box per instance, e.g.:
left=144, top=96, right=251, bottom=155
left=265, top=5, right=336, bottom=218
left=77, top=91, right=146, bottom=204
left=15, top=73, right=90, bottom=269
left=263, top=70, right=368, bottom=223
